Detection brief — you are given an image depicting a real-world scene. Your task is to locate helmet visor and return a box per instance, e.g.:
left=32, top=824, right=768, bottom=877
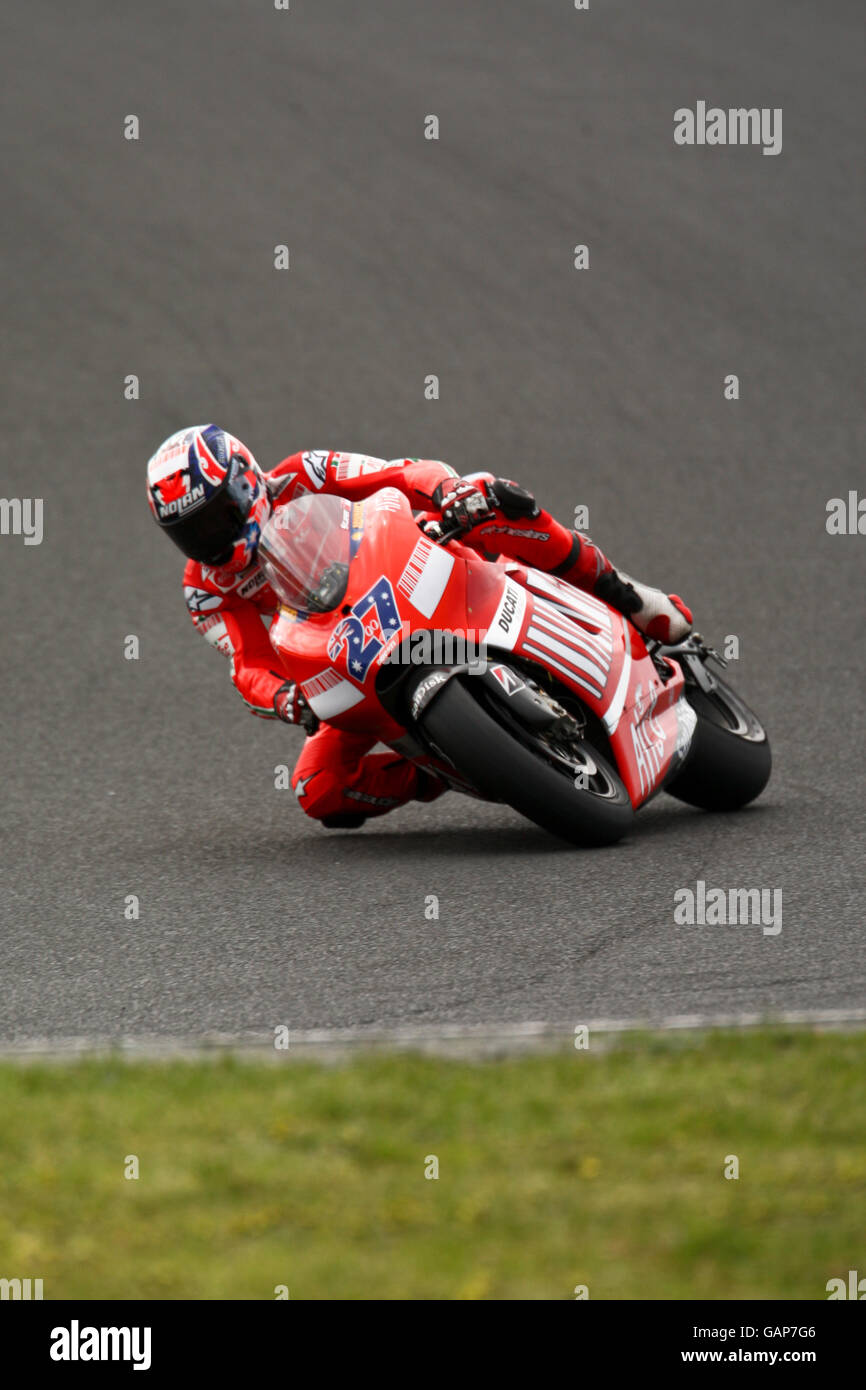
left=163, top=466, right=254, bottom=563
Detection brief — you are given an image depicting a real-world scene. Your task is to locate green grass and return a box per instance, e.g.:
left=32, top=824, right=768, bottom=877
left=0, top=1030, right=863, bottom=1299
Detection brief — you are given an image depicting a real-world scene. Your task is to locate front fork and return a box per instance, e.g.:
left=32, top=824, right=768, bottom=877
left=650, top=632, right=728, bottom=692
left=652, top=633, right=766, bottom=743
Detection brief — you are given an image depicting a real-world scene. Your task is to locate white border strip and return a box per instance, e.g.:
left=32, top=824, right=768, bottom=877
left=1, top=1010, right=864, bottom=1061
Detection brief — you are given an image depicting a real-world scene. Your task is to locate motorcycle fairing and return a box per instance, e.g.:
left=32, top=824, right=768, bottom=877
left=267, top=488, right=696, bottom=806
left=472, top=564, right=695, bottom=808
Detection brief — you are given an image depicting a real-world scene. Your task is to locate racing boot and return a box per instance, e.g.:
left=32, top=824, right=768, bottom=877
left=594, top=569, right=693, bottom=643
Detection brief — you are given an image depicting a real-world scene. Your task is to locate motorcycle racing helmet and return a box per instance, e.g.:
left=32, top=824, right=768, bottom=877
left=146, top=425, right=270, bottom=572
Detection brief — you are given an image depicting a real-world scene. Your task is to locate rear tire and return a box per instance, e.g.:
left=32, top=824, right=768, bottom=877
left=420, top=677, right=633, bottom=847
left=665, top=680, right=771, bottom=811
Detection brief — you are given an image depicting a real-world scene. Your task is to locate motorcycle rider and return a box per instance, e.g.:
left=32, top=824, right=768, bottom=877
left=147, top=425, right=692, bottom=827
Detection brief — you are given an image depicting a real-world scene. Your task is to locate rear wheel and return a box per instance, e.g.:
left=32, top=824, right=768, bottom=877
left=420, top=676, right=633, bottom=847
left=665, top=676, right=771, bottom=811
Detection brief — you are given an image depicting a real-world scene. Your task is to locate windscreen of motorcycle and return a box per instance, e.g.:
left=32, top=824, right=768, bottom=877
left=258, top=493, right=351, bottom=613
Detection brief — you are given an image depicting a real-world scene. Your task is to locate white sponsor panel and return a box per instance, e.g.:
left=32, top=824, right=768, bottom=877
left=532, top=595, right=613, bottom=662
left=521, top=640, right=601, bottom=699
left=334, top=454, right=391, bottom=481
left=521, top=594, right=615, bottom=703
left=531, top=609, right=611, bottom=673
left=524, top=623, right=606, bottom=693
left=485, top=580, right=527, bottom=651
left=531, top=598, right=612, bottom=670
left=301, top=667, right=366, bottom=719
left=524, top=568, right=613, bottom=632
left=517, top=587, right=633, bottom=726
left=397, top=538, right=454, bottom=618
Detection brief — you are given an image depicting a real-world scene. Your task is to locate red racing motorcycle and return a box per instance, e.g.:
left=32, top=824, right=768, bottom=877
left=259, top=488, right=771, bottom=846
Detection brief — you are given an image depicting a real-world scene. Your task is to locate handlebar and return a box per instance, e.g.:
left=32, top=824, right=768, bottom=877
left=422, top=518, right=467, bottom=547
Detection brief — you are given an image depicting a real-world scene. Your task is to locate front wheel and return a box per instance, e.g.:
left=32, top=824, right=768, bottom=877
left=420, top=677, right=634, bottom=847
left=665, top=675, right=771, bottom=811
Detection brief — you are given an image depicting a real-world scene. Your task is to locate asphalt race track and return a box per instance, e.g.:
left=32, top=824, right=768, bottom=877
left=1, top=0, right=863, bottom=1040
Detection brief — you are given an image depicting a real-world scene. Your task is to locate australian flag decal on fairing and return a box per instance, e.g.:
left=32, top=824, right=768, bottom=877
left=328, top=577, right=402, bottom=682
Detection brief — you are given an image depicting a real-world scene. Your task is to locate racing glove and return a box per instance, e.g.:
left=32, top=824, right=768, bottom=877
left=430, top=474, right=543, bottom=537
left=274, top=681, right=320, bottom=734
left=486, top=477, right=541, bottom=519
left=431, top=477, right=496, bottom=533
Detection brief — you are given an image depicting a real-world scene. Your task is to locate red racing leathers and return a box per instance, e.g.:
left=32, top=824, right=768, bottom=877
left=183, top=451, right=621, bottom=823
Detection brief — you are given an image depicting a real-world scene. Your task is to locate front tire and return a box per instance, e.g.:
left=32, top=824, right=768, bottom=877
left=420, top=677, right=634, bottom=847
left=665, top=678, right=771, bottom=811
